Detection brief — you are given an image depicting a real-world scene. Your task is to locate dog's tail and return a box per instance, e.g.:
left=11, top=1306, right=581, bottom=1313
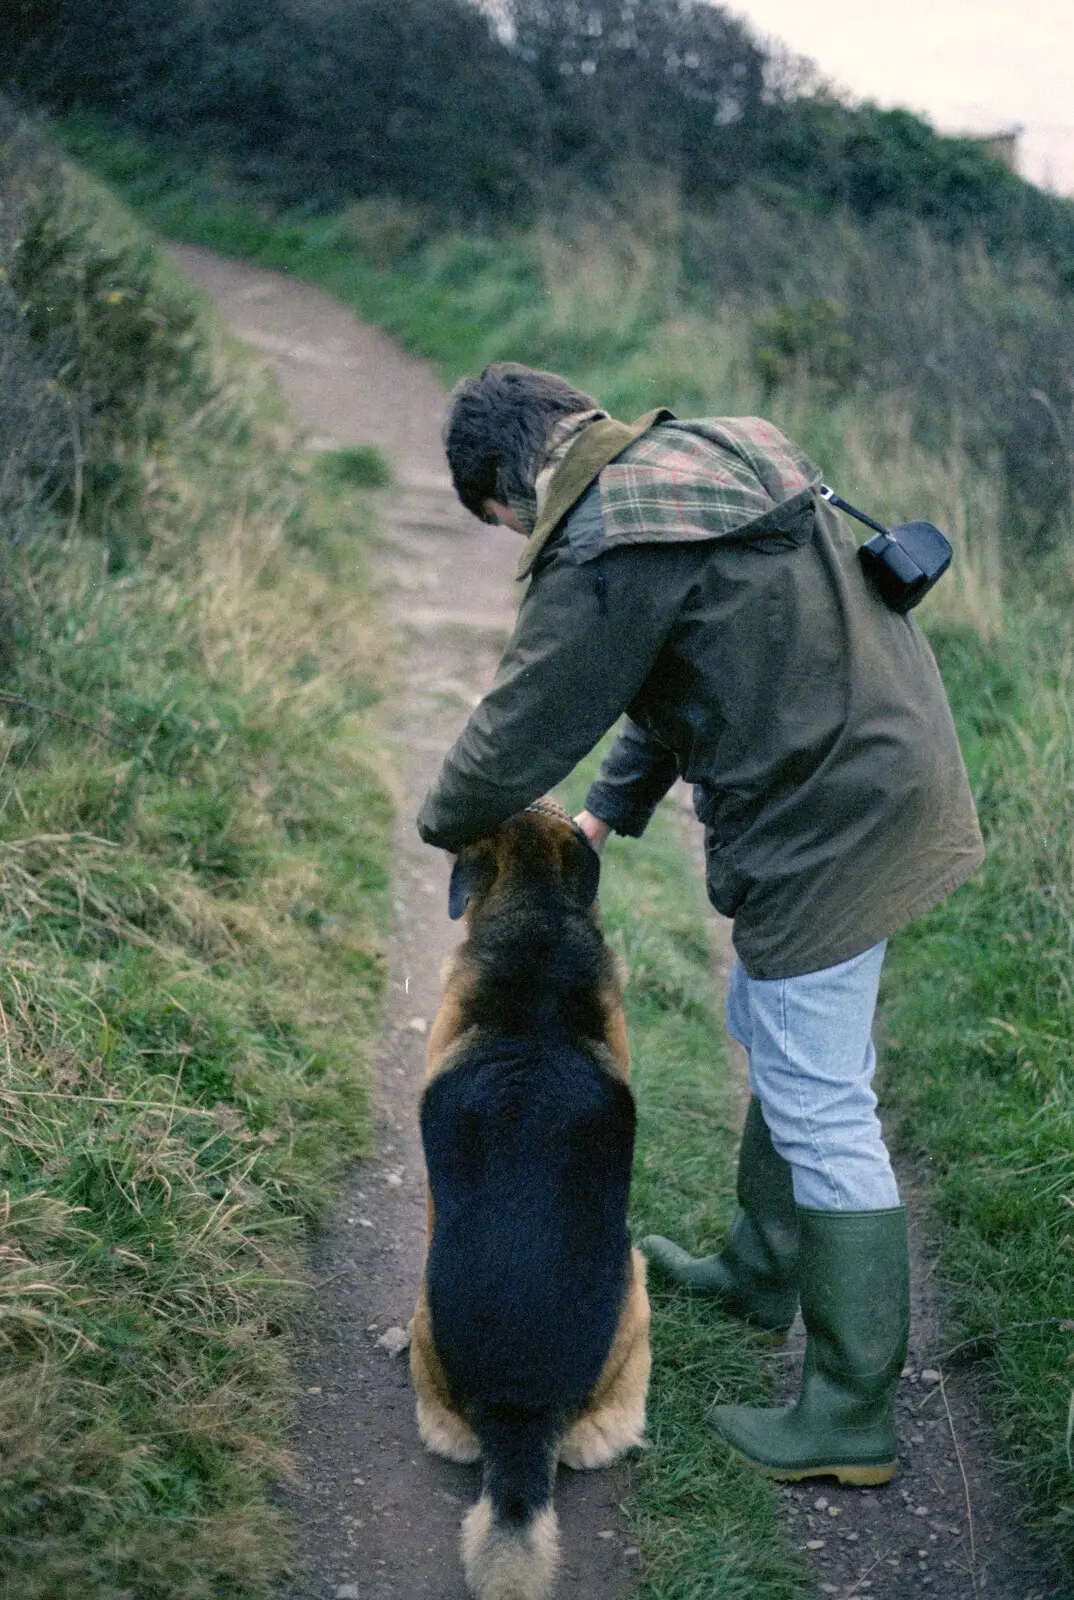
left=461, top=1405, right=561, bottom=1600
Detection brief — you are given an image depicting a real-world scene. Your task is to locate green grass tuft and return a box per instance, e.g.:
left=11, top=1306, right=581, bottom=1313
left=311, top=444, right=393, bottom=491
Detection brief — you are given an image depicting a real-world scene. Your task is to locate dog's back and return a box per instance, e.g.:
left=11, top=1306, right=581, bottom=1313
left=413, top=808, right=646, bottom=1600
left=423, top=1031, right=636, bottom=1426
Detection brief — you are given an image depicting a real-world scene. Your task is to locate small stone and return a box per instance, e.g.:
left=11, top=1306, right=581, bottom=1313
left=623, top=1547, right=641, bottom=1559
left=822, top=1587, right=841, bottom=1595
left=921, top=1368, right=942, bottom=1385
left=912, top=1505, right=930, bottom=1517
left=597, top=1530, right=615, bottom=1540
left=336, top=1586, right=360, bottom=1599
left=385, top=1172, right=403, bottom=1186
left=805, top=1539, right=826, bottom=1550
left=407, top=1016, right=428, bottom=1033
left=306, top=1385, right=322, bottom=1395
left=376, top=1325, right=411, bottom=1357
left=813, top=1496, right=829, bottom=1510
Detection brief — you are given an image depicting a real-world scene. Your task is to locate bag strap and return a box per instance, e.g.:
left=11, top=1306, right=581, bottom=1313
left=818, top=484, right=894, bottom=543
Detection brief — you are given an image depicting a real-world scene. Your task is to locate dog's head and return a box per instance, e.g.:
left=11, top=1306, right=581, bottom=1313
left=447, top=801, right=601, bottom=922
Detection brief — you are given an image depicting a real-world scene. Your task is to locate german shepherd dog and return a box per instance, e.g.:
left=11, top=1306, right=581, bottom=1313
left=410, top=801, right=650, bottom=1600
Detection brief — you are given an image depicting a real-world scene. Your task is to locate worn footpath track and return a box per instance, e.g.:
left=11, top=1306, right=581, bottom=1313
left=168, top=244, right=1059, bottom=1600
left=167, top=245, right=640, bottom=1600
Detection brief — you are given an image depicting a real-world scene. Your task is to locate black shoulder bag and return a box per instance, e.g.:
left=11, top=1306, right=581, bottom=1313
left=819, top=485, right=952, bottom=614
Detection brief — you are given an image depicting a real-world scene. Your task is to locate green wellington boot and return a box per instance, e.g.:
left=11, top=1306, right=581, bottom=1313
left=639, top=1098, right=799, bottom=1334
left=709, top=1205, right=910, bottom=1485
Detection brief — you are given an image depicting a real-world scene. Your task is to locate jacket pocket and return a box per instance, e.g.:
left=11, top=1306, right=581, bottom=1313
left=704, top=832, right=752, bottom=917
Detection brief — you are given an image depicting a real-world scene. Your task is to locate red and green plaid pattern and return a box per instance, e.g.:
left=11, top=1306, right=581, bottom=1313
left=597, top=417, right=821, bottom=547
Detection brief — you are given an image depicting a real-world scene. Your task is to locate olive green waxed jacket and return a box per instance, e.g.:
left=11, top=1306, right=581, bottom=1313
left=417, top=414, right=984, bottom=978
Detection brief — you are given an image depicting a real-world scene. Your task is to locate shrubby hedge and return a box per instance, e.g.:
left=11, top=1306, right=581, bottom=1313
left=8, top=1, right=1074, bottom=552
left=0, top=104, right=210, bottom=570
left=8, top=0, right=1074, bottom=267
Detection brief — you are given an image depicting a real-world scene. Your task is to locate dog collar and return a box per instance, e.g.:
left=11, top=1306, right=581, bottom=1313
left=523, top=798, right=574, bottom=824
left=523, top=798, right=599, bottom=854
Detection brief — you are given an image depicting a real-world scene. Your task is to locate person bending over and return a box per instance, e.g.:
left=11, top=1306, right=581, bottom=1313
left=416, top=361, right=983, bottom=1486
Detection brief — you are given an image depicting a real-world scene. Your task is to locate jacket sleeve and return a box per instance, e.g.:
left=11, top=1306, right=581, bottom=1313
left=416, top=540, right=688, bottom=851
left=583, top=717, right=680, bottom=836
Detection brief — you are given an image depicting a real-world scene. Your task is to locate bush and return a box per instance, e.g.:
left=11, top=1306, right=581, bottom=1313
left=750, top=299, right=856, bottom=400
left=0, top=115, right=72, bottom=555
left=10, top=0, right=1074, bottom=281
left=0, top=101, right=213, bottom=569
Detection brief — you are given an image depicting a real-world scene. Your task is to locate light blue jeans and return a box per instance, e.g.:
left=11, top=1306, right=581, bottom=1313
left=726, top=942, right=900, bottom=1212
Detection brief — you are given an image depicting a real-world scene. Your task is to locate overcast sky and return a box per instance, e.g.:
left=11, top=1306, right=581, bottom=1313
left=725, top=0, right=1074, bottom=195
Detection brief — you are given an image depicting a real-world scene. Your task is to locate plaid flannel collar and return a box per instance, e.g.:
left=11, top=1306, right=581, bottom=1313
left=516, top=410, right=674, bottom=578
left=516, top=409, right=821, bottom=580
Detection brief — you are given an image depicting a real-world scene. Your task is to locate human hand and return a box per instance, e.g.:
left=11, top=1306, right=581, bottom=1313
left=573, top=810, right=610, bottom=854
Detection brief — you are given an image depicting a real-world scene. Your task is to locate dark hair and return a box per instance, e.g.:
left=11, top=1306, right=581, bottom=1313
left=443, top=362, right=599, bottom=521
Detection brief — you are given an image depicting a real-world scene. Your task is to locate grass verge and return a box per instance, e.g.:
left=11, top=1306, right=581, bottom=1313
left=1, top=216, right=393, bottom=1594
left=878, top=619, right=1074, bottom=1579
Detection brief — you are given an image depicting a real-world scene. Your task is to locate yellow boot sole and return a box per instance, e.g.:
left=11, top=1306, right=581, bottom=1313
left=723, top=1441, right=896, bottom=1487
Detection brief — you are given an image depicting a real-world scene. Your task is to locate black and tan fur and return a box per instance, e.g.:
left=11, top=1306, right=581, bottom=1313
left=411, top=805, right=650, bottom=1600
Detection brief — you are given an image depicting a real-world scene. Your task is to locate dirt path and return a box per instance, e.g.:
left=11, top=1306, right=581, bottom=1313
left=167, top=245, right=640, bottom=1600
left=167, top=244, right=1058, bottom=1600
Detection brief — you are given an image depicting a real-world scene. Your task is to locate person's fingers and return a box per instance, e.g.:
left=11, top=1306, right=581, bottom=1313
left=573, top=810, right=610, bottom=853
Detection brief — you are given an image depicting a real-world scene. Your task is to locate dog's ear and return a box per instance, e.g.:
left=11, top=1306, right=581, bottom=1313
left=563, top=831, right=601, bottom=907
left=448, top=846, right=497, bottom=920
